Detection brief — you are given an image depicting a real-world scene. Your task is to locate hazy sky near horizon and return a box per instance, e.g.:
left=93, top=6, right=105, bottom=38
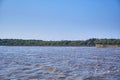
left=0, top=0, right=120, bottom=40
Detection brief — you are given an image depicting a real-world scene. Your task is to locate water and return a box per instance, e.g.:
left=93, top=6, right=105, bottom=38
left=0, top=46, right=120, bottom=80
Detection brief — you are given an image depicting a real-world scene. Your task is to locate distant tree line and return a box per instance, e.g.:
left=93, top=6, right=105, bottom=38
left=95, top=39, right=120, bottom=45
left=0, top=38, right=120, bottom=46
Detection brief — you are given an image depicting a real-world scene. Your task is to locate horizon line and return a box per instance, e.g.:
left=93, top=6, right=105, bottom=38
left=0, top=38, right=120, bottom=41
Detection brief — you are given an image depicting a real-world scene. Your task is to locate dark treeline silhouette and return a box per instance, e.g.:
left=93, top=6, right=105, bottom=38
left=0, top=38, right=120, bottom=46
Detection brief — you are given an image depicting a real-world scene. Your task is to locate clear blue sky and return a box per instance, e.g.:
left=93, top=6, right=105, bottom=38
left=0, top=0, right=120, bottom=40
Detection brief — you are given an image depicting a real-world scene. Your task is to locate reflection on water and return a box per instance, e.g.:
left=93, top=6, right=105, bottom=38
left=0, top=46, right=120, bottom=80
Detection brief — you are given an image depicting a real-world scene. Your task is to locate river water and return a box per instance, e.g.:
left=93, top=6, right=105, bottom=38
left=0, top=46, right=120, bottom=80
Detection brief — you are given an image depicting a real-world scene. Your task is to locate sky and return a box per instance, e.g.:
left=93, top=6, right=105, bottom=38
left=0, top=0, right=120, bottom=40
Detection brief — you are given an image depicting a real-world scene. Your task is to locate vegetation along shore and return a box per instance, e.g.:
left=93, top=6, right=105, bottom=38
left=0, top=38, right=120, bottom=47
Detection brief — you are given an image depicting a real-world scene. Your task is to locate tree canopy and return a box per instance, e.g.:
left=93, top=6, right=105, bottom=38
left=0, top=38, right=120, bottom=46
